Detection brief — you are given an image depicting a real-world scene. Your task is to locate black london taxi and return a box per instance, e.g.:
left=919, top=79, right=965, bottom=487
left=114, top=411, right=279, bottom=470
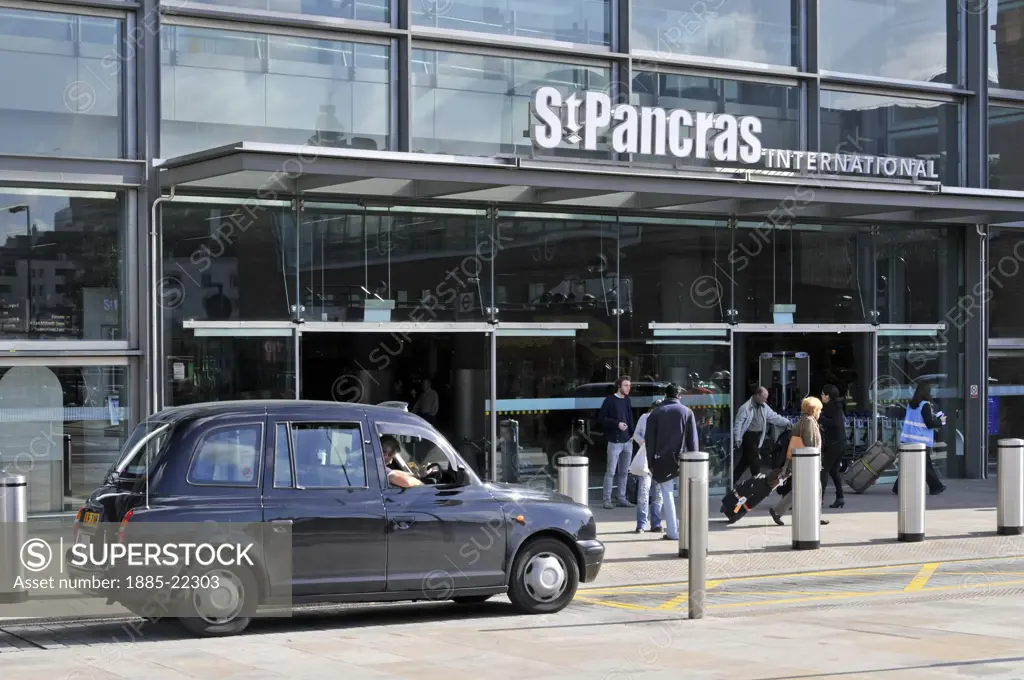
left=69, top=400, right=604, bottom=637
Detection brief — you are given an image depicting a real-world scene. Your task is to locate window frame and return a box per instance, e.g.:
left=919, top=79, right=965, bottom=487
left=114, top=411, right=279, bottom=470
left=280, top=419, right=371, bottom=490
left=185, top=421, right=266, bottom=488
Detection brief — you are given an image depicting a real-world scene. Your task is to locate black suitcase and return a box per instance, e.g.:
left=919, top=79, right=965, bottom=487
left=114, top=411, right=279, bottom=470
left=721, top=471, right=781, bottom=523
left=625, top=474, right=640, bottom=505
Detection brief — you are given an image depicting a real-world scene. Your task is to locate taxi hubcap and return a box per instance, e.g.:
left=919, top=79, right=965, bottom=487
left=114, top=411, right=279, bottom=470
left=193, top=570, right=245, bottom=624
left=523, top=552, right=567, bottom=603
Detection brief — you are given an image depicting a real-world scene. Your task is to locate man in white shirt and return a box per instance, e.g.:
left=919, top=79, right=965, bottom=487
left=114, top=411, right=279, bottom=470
left=412, top=379, right=439, bottom=425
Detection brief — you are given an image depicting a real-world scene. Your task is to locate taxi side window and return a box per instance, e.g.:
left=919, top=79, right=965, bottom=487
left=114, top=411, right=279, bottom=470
left=273, top=424, right=293, bottom=488
left=376, top=425, right=457, bottom=484
left=188, top=424, right=262, bottom=486
left=291, top=423, right=367, bottom=488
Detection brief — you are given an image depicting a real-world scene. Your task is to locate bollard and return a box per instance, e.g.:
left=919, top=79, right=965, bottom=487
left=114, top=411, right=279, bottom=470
left=898, top=443, right=927, bottom=542
left=997, top=439, right=1024, bottom=536
left=556, top=456, right=589, bottom=506
left=679, top=451, right=709, bottom=558
left=791, top=447, right=821, bottom=550
left=0, top=474, right=28, bottom=603
left=688, top=476, right=708, bottom=620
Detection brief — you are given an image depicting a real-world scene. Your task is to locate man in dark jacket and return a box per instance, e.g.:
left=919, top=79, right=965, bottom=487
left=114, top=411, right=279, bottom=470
left=818, top=384, right=847, bottom=508
left=644, top=383, right=700, bottom=541
left=598, top=375, right=634, bottom=509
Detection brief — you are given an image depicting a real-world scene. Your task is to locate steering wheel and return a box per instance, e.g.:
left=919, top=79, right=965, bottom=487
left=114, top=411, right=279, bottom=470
left=418, top=462, right=444, bottom=484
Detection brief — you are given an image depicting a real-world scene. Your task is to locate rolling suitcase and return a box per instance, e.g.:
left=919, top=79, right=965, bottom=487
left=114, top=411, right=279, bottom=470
left=843, top=440, right=897, bottom=494
left=625, top=474, right=640, bottom=505
left=721, top=471, right=781, bottom=524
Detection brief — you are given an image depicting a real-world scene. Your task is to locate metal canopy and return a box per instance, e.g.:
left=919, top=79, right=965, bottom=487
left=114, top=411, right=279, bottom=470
left=156, top=142, right=1024, bottom=225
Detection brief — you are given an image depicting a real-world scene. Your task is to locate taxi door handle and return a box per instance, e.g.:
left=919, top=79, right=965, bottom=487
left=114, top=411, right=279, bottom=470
left=392, top=516, right=415, bottom=530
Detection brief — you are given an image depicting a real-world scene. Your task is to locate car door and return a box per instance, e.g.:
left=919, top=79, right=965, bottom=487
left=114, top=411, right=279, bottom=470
left=373, top=419, right=506, bottom=593
left=262, top=411, right=388, bottom=596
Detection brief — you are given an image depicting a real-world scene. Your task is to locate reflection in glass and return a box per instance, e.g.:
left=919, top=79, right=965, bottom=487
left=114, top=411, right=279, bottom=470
left=299, top=205, right=493, bottom=322
left=874, top=226, right=957, bottom=325
left=820, top=0, right=954, bottom=84
left=989, top=0, right=1024, bottom=90
left=0, top=364, right=130, bottom=514
left=0, top=9, right=122, bottom=157
left=820, top=90, right=961, bottom=185
left=733, top=223, right=874, bottom=324
left=413, top=0, right=610, bottom=46
left=411, top=49, right=611, bottom=158
left=161, top=26, right=390, bottom=157
left=987, top=228, right=1024, bottom=337
left=988, top=354, right=1024, bottom=467
left=631, top=72, right=800, bottom=167
left=162, top=200, right=297, bottom=324
left=0, top=188, right=123, bottom=340
left=170, top=0, right=388, bottom=22
left=167, top=335, right=295, bottom=405
left=989, top=106, right=1024, bottom=190
left=631, top=0, right=797, bottom=67
left=876, top=330, right=963, bottom=477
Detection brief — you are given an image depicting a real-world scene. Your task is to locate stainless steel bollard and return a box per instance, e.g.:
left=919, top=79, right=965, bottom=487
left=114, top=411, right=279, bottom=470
left=791, top=447, right=821, bottom=550
left=556, top=456, right=589, bottom=506
left=997, top=439, right=1024, bottom=536
left=0, top=474, right=28, bottom=603
left=688, top=476, right=708, bottom=620
left=679, top=451, right=709, bottom=558
left=898, top=443, right=927, bottom=542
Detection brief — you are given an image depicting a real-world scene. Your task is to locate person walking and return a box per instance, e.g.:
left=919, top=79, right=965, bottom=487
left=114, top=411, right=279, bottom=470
left=732, top=386, right=792, bottom=486
left=819, top=384, right=847, bottom=509
left=599, top=375, right=635, bottom=509
left=631, top=400, right=664, bottom=533
left=644, top=384, right=700, bottom=542
left=770, top=396, right=830, bottom=526
left=893, top=382, right=948, bottom=496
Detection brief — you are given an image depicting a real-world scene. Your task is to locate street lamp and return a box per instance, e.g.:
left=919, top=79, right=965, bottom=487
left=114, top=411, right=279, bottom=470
left=7, top=204, right=31, bottom=332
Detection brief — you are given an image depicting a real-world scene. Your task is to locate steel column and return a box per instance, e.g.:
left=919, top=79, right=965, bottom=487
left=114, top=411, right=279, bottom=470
left=965, top=228, right=987, bottom=478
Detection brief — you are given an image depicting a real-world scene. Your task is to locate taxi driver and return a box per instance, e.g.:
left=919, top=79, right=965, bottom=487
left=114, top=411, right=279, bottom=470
left=380, top=436, right=423, bottom=487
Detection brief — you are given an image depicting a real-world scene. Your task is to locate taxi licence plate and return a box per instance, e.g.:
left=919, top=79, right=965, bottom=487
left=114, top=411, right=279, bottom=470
left=81, top=511, right=99, bottom=525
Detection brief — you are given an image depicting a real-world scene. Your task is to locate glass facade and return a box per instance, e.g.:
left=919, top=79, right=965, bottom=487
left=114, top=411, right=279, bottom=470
left=3, top=0, right=1020, bottom=512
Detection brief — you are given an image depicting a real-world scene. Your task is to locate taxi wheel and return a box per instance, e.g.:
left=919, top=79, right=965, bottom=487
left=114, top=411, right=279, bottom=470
left=178, top=567, right=258, bottom=637
left=507, top=537, right=579, bottom=615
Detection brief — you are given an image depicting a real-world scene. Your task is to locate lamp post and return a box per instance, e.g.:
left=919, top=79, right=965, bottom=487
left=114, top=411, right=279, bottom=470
left=6, top=205, right=30, bottom=333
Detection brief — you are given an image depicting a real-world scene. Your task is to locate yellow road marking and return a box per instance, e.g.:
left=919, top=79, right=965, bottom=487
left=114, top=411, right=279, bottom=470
left=653, top=580, right=722, bottom=610
left=904, top=562, right=941, bottom=592
left=572, top=597, right=651, bottom=611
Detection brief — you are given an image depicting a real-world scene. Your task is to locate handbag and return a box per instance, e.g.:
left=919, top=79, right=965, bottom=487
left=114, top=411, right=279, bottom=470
left=628, top=443, right=649, bottom=476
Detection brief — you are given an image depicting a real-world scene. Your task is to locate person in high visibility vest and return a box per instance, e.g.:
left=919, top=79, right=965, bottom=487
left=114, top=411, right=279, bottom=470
left=894, top=382, right=947, bottom=496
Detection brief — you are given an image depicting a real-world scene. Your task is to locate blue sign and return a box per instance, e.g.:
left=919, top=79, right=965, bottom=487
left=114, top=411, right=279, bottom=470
left=988, top=396, right=999, bottom=436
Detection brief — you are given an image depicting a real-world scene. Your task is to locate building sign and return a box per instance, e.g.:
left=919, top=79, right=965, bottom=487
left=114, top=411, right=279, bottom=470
left=530, top=87, right=938, bottom=181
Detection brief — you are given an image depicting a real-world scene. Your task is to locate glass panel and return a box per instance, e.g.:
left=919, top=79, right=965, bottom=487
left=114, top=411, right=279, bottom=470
left=412, top=0, right=611, bottom=46
left=172, top=0, right=388, bottom=22
left=0, top=364, right=130, bottom=515
left=291, top=422, right=368, bottom=488
left=876, top=330, right=964, bottom=479
left=988, top=227, right=1024, bottom=338
left=167, top=333, right=296, bottom=405
left=0, top=9, right=122, bottom=157
left=820, top=0, right=955, bottom=84
left=989, top=106, right=1024, bottom=190
left=989, top=353, right=1024, bottom=469
left=300, top=331, right=492, bottom=477
left=0, top=188, right=125, bottom=340
left=162, top=200, right=297, bottom=326
left=188, top=424, right=262, bottom=486
left=299, top=204, right=492, bottom=322
left=631, top=0, right=797, bottom=67
left=411, top=49, right=611, bottom=158
left=273, top=423, right=293, bottom=487
left=733, top=222, right=874, bottom=323
left=820, top=90, right=962, bottom=186
left=631, top=72, right=800, bottom=168
left=161, top=26, right=390, bottom=158
left=989, top=0, right=1024, bottom=91
left=874, top=225, right=958, bottom=325
left=494, top=333, right=576, bottom=488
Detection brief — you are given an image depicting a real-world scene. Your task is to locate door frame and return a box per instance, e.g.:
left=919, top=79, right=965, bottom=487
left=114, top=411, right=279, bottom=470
left=181, top=319, right=589, bottom=481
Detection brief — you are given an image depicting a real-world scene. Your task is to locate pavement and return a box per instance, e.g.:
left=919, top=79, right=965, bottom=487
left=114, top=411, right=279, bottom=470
left=3, top=478, right=1024, bottom=679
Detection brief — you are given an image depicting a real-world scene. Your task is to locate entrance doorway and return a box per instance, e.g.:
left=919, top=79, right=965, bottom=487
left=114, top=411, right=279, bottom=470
left=733, top=330, right=875, bottom=472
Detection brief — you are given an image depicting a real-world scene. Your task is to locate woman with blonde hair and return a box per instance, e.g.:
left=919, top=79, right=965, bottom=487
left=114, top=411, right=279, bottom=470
left=770, top=396, right=830, bottom=526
